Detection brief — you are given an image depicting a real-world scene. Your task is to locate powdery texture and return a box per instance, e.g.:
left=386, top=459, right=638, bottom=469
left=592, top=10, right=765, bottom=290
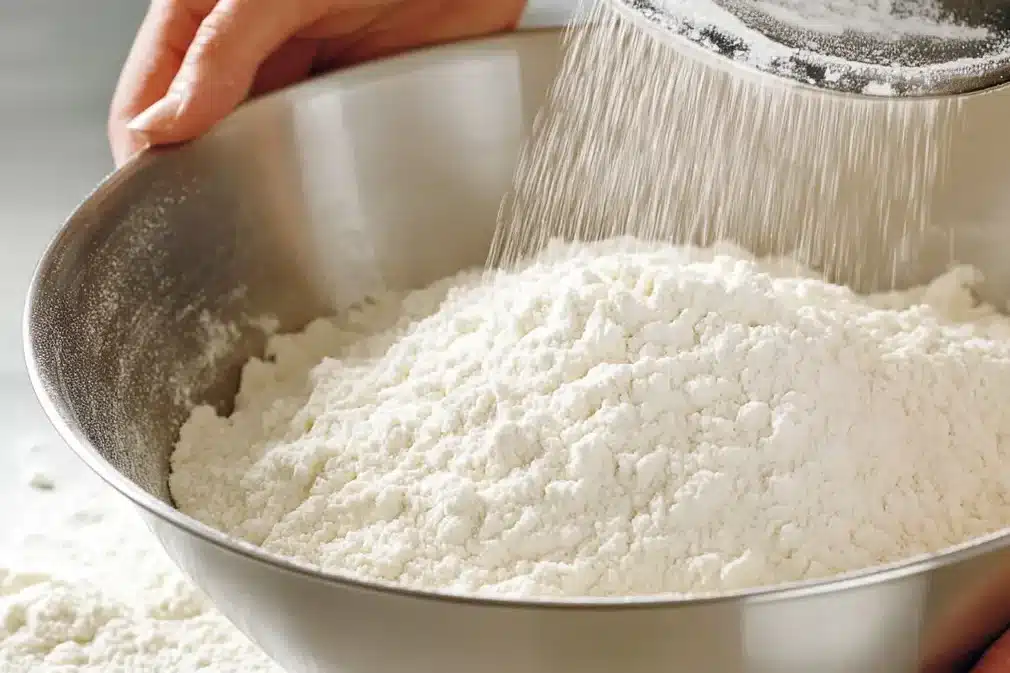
left=754, top=0, right=991, bottom=38
left=0, top=476, right=278, bottom=672
left=171, top=240, right=1010, bottom=598
left=650, top=0, right=1004, bottom=96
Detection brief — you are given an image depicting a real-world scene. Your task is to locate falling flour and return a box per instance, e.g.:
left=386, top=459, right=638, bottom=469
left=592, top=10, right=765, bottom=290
left=171, top=239, right=1010, bottom=598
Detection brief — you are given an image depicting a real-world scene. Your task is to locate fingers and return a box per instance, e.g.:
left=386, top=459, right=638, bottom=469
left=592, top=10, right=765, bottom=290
left=314, top=0, right=524, bottom=69
left=975, top=631, right=1010, bottom=673
left=109, top=0, right=526, bottom=167
left=108, top=0, right=201, bottom=166
left=126, top=0, right=330, bottom=148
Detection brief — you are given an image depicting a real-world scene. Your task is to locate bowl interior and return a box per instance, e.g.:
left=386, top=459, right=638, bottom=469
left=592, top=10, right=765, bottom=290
left=26, top=31, right=563, bottom=503
left=25, top=27, right=1010, bottom=528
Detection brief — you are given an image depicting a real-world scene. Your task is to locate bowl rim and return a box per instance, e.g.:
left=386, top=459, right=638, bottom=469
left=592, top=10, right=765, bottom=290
left=22, top=27, right=1010, bottom=610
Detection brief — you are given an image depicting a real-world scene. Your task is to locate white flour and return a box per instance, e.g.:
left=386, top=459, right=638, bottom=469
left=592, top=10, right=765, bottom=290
left=647, top=0, right=1006, bottom=96
left=753, top=1, right=991, bottom=38
left=171, top=239, right=1010, bottom=598
left=0, top=443, right=278, bottom=672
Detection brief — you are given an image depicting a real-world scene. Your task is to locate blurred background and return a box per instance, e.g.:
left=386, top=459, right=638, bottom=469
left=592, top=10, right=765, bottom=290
left=1, top=0, right=146, bottom=365
left=0, top=1, right=147, bottom=538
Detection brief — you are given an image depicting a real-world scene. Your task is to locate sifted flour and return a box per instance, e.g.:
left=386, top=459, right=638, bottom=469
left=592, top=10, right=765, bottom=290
left=171, top=239, right=1010, bottom=598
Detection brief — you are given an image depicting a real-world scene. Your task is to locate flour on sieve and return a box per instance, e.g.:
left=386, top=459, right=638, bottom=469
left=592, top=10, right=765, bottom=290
left=171, top=239, right=1010, bottom=598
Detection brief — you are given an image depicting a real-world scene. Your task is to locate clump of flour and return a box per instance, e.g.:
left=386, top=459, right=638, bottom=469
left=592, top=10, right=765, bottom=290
left=171, top=239, right=1010, bottom=598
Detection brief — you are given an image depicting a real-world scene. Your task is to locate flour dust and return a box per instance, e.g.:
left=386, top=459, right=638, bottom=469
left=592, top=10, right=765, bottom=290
left=489, top=0, right=962, bottom=294
left=0, top=443, right=278, bottom=673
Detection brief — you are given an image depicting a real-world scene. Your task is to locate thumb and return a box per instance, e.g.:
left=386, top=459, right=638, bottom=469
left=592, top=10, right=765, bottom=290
left=127, top=0, right=325, bottom=144
left=974, top=631, right=1010, bottom=673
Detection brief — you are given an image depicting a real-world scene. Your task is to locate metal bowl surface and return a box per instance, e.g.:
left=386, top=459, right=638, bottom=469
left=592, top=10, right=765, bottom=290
left=23, top=28, right=1010, bottom=673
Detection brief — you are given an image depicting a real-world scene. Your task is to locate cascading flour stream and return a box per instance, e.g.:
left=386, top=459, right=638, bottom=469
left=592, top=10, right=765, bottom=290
left=171, top=239, right=1010, bottom=598
left=487, top=0, right=962, bottom=290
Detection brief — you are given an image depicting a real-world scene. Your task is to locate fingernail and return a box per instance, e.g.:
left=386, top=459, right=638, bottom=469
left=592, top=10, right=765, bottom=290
left=127, top=94, right=182, bottom=134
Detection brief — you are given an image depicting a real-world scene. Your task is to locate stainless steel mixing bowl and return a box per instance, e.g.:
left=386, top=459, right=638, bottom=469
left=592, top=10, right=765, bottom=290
left=23, top=27, right=1010, bottom=673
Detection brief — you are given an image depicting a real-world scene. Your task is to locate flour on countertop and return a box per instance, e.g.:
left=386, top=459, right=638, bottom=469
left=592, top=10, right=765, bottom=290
left=25, top=469, right=55, bottom=491
left=0, top=448, right=279, bottom=672
left=170, top=239, right=1010, bottom=598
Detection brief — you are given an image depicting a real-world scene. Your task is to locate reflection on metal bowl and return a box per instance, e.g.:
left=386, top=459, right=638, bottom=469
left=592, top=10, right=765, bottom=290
left=23, top=28, right=1010, bottom=673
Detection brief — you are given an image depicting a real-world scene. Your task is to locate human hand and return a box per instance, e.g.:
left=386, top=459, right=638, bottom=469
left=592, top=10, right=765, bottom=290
left=109, top=0, right=527, bottom=166
left=975, top=632, right=1010, bottom=672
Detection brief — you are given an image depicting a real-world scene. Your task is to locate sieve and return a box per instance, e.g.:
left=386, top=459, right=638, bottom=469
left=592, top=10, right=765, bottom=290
left=24, top=29, right=1010, bottom=673
left=617, top=0, right=1010, bottom=95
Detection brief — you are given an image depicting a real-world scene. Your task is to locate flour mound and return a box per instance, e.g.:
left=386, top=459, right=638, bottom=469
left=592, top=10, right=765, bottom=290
left=170, top=239, right=1010, bottom=598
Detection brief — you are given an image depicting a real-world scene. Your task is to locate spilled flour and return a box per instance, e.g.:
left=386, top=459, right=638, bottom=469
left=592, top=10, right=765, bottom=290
left=171, top=239, right=1010, bottom=598
left=0, top=442, right=278, bottom=672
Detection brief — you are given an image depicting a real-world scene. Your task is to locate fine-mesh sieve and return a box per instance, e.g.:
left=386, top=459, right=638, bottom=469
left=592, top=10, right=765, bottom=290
left=618, top=0, right=1010, bottom=95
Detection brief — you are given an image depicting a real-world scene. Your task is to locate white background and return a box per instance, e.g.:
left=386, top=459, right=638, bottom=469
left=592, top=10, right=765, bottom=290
left=0, top=0, right=146, bottom=549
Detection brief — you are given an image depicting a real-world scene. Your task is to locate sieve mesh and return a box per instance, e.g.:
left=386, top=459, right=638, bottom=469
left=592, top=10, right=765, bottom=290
left=619, top=0, right=1010, bottom=95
